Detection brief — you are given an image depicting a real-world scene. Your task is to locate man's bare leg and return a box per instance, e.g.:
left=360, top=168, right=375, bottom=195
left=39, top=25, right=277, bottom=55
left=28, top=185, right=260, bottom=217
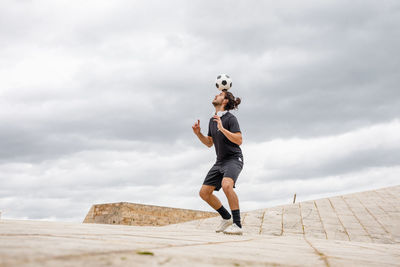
left=221, top=177, right=242, bottom=232
left=221, top=178, right=239, bottom=210
left=199, top=185, right=222, bottom=210
left=200, top=184, right=233, bottom=232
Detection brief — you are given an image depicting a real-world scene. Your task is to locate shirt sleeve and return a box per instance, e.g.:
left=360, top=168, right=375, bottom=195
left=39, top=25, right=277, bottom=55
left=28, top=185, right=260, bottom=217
left=228, top=116, right=241, bottom=133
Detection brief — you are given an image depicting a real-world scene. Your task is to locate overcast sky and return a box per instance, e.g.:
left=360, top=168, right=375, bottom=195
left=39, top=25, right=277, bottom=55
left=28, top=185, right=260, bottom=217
left=1, top=0, right=399, bottom=222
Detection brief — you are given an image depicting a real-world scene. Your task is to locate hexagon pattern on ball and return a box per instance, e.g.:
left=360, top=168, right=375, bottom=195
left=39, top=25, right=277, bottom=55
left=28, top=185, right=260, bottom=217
left=216, top=74, right=232, bottom=91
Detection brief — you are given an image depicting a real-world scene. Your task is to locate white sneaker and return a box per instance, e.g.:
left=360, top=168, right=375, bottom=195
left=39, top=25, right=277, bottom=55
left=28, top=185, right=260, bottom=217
left=223, top=223, right=243, bottom=235
left=215, top=219, right=233, bottom=233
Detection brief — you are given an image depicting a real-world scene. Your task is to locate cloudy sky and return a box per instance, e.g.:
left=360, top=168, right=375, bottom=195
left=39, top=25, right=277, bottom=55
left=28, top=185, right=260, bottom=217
left=1, top=0, right=399, bottom=222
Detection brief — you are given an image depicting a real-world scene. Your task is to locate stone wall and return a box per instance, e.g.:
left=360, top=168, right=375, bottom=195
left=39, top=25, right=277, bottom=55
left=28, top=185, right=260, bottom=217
left=83, top=202, right=218, bottom=226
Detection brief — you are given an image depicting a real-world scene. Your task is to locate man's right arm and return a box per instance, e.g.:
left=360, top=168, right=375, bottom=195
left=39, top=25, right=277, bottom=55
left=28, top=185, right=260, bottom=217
left=192, top=119, right=213, bottom=148
left=196, top=132, right=213, bottom=148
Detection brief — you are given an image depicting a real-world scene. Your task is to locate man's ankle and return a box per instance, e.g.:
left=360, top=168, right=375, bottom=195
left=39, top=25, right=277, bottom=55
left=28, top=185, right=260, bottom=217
left=216, top=205, right=232, bottom=220
left=232, top=209, right=242, bottom=228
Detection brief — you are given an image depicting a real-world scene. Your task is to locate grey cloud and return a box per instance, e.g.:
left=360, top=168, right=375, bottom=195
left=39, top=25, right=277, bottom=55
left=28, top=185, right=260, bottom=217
left=179, top=1, right=400, bottom=140
left=260, top=146, right=400, bottom=182
left=1, top=0, right=399, bottom=162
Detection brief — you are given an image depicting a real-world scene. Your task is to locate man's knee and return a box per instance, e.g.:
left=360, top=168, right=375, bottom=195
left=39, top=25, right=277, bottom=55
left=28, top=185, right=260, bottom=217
left=222, top=178, right=234, bottom=192
left=199, top=186, right=213, bottom=200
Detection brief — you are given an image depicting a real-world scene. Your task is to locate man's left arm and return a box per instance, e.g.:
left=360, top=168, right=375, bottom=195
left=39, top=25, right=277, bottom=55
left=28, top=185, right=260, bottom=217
left=221, top=128, right=242, bottom=146
left=213, top=115, right=243, bottom=146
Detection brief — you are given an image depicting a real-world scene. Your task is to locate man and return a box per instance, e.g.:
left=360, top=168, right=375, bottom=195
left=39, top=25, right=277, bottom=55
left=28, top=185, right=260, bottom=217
left=192, top=90, right=244, bottom=235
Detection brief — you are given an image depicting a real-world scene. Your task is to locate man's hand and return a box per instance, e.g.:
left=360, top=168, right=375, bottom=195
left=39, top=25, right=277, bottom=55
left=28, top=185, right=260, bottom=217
left=213, top=115, right=242, bottom=146
left=213, top=115, right=224, bottom=131
left=192, top=119, right=201, bottom=135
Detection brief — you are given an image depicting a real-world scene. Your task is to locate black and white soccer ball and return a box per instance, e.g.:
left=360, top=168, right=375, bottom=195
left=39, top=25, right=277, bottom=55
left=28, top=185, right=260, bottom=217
left=215, top=74, right=232, bottom=91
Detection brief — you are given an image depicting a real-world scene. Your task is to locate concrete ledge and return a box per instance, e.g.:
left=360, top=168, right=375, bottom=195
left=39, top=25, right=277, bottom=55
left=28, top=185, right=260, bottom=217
left=83, top=202, right=218, bottom=226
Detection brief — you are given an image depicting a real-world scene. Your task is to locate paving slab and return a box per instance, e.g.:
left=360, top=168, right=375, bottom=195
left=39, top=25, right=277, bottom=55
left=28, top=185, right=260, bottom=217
left=1, top=185, right=399, bottom=266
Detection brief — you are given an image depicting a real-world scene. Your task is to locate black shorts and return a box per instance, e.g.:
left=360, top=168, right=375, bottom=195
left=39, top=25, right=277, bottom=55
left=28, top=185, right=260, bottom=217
left=203, top=157, right=244, bottom=191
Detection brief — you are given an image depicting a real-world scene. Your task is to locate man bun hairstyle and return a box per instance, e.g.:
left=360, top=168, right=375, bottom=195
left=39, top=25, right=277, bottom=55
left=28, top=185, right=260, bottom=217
left=222, top=90, right=241, bottom=111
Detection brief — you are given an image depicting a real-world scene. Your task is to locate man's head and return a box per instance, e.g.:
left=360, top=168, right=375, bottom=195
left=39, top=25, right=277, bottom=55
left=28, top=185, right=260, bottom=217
left=212, top=91, right=228, bottom=108
left=212, top=90, right=241, bottom=111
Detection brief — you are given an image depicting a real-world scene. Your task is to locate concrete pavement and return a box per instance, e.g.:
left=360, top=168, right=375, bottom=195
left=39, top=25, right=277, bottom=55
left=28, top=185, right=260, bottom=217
left=1, top=185, right=399, bottom=266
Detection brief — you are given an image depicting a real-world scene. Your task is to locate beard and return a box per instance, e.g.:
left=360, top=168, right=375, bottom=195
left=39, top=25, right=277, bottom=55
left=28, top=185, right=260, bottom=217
left=212, top=99, right=222, bottom=107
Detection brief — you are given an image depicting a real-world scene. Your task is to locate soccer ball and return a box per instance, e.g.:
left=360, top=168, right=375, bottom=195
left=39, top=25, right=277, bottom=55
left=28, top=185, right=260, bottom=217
left=215, top=74, right=232, bottom=91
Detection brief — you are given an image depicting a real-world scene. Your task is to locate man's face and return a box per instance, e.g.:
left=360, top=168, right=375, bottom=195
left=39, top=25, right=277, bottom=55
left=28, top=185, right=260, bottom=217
left=212, top=91, right=226, bottom=106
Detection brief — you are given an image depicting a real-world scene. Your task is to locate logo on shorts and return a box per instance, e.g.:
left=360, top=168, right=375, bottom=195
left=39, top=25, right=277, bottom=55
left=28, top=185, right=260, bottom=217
left=238, top=157, right=242, bottom=162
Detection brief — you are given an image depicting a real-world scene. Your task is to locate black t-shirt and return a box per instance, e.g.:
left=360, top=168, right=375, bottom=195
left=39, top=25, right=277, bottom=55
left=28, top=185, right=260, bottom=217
left=208, top=111, right=243, bottom=162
